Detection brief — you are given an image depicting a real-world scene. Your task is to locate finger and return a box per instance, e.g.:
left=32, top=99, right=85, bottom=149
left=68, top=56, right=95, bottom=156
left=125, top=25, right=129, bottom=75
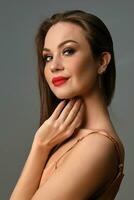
left=70, top=104, right=84, bottom=129
left=63, top=104, right=84, bottom=137
left=63, top=99, right=82, bottom=128
left=51, top=100, right=66, bottom=120
left=58, top=99, right=76, bottom=122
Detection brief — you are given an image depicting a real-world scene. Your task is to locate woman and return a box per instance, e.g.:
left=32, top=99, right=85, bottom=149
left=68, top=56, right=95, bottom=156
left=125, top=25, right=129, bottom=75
left=10, top=10, right=125, bottom=200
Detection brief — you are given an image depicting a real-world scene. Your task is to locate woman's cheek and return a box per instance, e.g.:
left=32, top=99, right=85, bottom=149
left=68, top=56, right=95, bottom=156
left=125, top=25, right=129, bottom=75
left=68, top=60, right=83, bottom=75
left=44, top=67, right=49, bottom=80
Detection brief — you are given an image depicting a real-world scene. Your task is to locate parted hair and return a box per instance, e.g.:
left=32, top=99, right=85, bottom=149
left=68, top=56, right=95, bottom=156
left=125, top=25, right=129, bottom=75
left=35, top=10, right=116, bottom=127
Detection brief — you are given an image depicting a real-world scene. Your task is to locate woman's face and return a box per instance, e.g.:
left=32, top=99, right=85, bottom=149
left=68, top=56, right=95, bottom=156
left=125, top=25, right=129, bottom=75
left=42, top=22, right=100, bottom=99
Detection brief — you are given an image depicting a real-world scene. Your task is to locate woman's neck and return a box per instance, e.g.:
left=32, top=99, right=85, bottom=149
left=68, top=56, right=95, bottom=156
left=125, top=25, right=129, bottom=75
left=80, top=88, right=114, bottom=131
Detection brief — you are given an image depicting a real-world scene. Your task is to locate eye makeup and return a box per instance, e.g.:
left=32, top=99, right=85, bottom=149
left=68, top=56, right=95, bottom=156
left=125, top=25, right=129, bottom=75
left=42, top=46, right=76, bottom=63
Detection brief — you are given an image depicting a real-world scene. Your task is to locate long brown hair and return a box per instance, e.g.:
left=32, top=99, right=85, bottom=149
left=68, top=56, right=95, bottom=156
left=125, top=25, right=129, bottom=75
left=35, top=10, right=116, bottom=127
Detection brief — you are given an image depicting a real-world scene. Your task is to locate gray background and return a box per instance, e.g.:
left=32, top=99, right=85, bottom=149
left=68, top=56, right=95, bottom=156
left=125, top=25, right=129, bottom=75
left=0, top=0, right=133, bottom=199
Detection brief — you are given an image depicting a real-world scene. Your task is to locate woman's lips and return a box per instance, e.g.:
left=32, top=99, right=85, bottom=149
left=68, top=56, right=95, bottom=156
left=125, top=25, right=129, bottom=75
left=52, top=78, right=69, bottom=86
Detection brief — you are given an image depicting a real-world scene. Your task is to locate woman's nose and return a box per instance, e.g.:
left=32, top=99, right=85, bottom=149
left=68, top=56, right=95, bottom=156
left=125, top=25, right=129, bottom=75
left=50, top=56, right=64, bottom=72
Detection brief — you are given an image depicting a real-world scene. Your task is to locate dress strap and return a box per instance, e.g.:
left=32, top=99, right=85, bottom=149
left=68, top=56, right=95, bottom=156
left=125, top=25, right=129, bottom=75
left=54, top=136, right=83, bottom=169
left=85, top=130, right=124, bottom=199
left=87, top=130, right=124, bottom=171
left=53, top=129, right=124, bottom=200
left=54, top=129, right=124, bottom=173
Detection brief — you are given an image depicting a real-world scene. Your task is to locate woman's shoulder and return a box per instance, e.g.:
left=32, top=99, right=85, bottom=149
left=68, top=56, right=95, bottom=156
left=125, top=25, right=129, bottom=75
left=40, top=127, right=125, bottom=188
left=77, top=127, right=125, bottom=163
left=45, top=127, right=125, bottom=171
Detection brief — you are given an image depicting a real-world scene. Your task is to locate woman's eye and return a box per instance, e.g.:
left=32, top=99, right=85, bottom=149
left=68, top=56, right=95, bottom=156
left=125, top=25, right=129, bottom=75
left=42, top=48, right=75, bottom=63
left=63, top=48, right=75, bottom=56
left=43, top=55, right=52, bottom=63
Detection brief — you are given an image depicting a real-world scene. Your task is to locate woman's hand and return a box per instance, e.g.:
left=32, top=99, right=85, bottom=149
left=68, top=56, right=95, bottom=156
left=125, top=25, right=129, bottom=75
left=35, top=98, right=84, bottom=151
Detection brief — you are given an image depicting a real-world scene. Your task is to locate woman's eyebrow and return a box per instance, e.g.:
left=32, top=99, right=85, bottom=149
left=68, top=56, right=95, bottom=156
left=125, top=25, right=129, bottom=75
left=43, top=39, right=79, bottom=52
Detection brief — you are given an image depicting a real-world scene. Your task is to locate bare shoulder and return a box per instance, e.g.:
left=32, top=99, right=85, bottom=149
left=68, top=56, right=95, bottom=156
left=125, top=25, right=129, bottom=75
left=84, top=128, right=125, bottom=164
left=56, top=128, right=121, bottom=171
left=32, top=130, right=119, bottom=200
left=70, top=130, right=119, bottom=167
left=103, top=128, right=125, bottom=163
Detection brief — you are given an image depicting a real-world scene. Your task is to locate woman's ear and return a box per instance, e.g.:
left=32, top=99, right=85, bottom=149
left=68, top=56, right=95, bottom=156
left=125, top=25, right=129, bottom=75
left=97, top=52, right=111, bottom=74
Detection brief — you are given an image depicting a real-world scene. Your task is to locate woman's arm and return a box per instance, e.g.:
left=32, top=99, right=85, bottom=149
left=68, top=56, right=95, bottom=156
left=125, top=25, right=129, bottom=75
left=9, top=136, right=51, bottom=200
left=10, top=98, right=84, bottom=200
left=31, top=133, right=118, bottom=200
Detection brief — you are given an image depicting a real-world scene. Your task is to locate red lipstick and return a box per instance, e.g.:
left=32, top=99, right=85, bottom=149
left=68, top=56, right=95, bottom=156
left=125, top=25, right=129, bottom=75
left=52, top=76, right=69, bottom=86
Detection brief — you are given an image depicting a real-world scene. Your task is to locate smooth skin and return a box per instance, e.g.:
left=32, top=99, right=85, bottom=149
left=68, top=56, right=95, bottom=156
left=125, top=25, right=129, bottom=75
left=10, top=22, right=124, bottom=200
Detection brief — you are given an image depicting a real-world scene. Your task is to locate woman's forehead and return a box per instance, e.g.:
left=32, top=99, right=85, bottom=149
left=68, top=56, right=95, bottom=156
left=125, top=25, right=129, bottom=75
left=44, top=22, right=87, bottom=49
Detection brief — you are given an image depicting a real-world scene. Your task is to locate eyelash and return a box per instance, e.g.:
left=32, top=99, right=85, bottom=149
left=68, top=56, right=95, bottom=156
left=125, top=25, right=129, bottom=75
left=42, top=47, right=76, bottom=63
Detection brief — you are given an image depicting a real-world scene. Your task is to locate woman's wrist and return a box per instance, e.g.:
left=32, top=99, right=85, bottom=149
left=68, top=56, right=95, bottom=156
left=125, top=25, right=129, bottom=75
left=32, top=133, right=52, bottom=154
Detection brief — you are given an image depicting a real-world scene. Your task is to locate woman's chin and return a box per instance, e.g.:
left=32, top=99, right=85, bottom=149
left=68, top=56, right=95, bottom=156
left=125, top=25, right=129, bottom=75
left=54, top=92, right=78, bottom=100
